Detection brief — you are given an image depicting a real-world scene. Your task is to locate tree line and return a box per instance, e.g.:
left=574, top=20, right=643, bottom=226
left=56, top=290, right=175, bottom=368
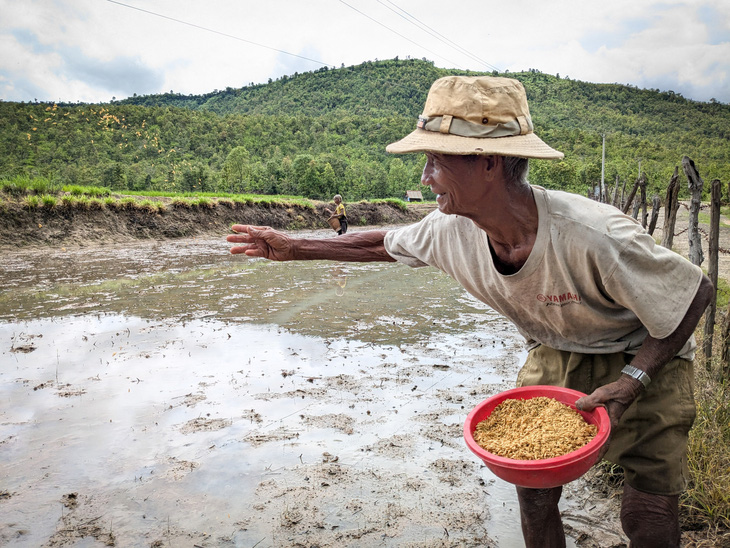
left=1, top=59, right=728, bottom=201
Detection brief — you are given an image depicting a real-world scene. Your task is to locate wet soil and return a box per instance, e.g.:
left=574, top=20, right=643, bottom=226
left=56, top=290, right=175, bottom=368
left=1, top=200, right=727, bottom=547
left=0, top=227, right=629, bottom=547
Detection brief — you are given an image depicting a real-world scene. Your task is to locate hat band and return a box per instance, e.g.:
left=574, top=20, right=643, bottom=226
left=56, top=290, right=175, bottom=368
left=417, top=115, right=533, bottom=138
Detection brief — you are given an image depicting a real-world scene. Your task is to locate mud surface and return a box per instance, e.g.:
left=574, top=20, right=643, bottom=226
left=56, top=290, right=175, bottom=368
left=0, top=226, right=629, bottom=547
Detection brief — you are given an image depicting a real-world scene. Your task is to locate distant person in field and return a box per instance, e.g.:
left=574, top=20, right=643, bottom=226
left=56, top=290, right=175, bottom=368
left=227, top=75, right=713, bottom=548
left=325, top=194, right=347, bottom=235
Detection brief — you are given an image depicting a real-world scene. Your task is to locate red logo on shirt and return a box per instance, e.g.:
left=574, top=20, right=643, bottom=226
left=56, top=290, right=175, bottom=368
left=537, top=293, right=582, bottom=306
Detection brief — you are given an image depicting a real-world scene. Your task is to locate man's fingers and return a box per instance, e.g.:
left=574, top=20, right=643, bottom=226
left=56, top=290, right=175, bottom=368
left=230, top=245, right=265, bottom=257
left=575, top=395, right=596, bottom=412
left=230, top=245, right=249, bottom=255
left=231, top=224, right=270, bottom=233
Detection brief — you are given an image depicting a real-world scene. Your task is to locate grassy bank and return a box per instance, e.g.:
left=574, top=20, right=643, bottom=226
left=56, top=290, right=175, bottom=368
left=0, top=176, right=423, bottom=249
left=0, top=174, right=411, bottom=213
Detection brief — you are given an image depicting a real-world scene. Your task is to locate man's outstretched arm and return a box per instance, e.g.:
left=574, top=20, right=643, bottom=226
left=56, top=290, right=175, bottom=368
left=227, top=225, right=396, bottom=263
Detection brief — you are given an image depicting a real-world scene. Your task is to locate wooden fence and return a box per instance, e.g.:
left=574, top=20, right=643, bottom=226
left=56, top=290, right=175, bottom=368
left=595, top=156, right=728, bottom=379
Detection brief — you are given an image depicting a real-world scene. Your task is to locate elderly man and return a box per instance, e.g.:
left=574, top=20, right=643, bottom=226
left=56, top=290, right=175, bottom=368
left=227, top=75, right=713, bottom=548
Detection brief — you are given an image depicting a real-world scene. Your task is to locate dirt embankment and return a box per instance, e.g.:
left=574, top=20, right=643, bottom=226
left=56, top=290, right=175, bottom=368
left=0, top=199, right=435, bottom=249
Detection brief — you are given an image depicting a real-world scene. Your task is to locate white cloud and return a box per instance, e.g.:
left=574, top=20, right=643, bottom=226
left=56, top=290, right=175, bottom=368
left=0, top=0, right=728, bottom=103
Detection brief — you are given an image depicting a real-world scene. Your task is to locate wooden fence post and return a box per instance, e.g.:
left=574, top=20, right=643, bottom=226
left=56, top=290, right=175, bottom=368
left=721, top=310, right=730, bottom=379
left=703, top=179, right=721, bottom=367
left=683, top=156, right=704, bottom=266
left=622, top=178, right=641, bottom=216
left=647, top=195, right=660, bottom=236
left=611, top=175, right=620, bottom=207
left=661, top=167, right=680, bottom=249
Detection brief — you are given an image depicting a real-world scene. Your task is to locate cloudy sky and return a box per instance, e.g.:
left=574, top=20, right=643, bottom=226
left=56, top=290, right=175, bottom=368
left=1, top=0, right=729, bottom=104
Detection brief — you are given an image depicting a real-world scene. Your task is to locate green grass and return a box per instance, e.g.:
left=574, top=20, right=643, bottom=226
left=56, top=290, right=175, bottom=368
left=171, top=197, right=195, bottom=208
left=371, top=197, right=408, bottom=211
left=1, top=175, right=61, bottom=195
left=194, top=197, right=213, bottom=208
left=40, top=194, right=58, bottom=207
left=4, top=176, right=422, bottom=212
left=123, top=189, right=315, bottom=208
left=62, top=184, right=112, bottom=197
left=22, top=195, right=41, bottom=209
left=118, top=197, right=137, bottom=209
left=682, top=361, right=730, bottom=539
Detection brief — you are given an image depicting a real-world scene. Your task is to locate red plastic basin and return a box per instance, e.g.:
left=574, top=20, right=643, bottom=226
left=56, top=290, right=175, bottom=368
left=463, top=385, right=611, bottom=489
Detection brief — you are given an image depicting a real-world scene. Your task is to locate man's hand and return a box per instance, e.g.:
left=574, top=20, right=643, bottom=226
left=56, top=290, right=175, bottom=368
left=575, top=375, right=643, bottom=458
left=227, top=225, right=295, bottom=261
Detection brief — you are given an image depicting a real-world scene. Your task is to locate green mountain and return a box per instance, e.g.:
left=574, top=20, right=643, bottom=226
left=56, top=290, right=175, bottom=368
left=1, top=58, right=728, bottom=201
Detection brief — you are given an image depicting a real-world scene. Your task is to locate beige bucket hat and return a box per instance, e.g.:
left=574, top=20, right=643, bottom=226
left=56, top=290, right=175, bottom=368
left=386, top=75, right=563, bottom=159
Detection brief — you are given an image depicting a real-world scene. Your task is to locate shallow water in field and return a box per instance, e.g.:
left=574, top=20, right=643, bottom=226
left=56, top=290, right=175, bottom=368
left=0, top=229, right=613, bottom=547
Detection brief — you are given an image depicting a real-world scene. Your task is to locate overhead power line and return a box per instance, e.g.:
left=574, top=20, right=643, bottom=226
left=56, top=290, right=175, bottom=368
left=380, top=0, right=500, bottom=73
left=105, top=0, right=333, bottom=68
left=337, top=0, right=464, bottom=69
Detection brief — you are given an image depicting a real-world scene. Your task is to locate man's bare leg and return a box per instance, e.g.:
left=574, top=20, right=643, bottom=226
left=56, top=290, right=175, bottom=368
left=516, top=486, right=565, bottom=548
left=621, top=483, right=680, bottom=547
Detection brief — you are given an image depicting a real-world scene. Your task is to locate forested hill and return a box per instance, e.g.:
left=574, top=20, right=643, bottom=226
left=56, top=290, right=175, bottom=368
left=2, top=58, right=728, bottom=202
left=117, top=60, right=442, bottom=117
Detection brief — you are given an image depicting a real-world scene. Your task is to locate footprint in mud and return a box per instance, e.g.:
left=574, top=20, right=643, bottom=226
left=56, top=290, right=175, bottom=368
left=62, top=492, right=79, bottom=509
left=178, top=417, right=231, bottom=434
left=10, top=344, right=36, bottom=353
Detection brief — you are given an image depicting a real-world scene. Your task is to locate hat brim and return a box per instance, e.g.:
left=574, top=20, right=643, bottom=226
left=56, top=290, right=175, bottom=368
left=386, top=128, right=564, bottom=160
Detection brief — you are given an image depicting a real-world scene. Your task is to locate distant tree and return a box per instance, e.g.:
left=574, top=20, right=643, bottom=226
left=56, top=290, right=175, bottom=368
left=386, top=158, right=410, bottom=197
left=292, top=154, right=320, bottom=198
left=223, top=146, right=251, bottom=193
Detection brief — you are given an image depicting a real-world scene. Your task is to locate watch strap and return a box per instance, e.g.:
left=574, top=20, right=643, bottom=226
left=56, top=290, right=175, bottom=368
left=621, top=365, right=651, bottom=388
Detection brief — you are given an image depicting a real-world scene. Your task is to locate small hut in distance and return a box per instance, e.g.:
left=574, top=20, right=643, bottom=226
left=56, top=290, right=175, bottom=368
left=405, top=190, right=423, bottom=202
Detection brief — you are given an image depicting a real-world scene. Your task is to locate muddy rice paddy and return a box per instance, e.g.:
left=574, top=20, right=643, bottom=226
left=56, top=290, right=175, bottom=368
left=1, top=227, right=627, bottom=547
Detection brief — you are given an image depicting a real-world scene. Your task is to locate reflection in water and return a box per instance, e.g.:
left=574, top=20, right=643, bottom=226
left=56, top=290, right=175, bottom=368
left=0, top=235, right=511, bottom=346
left=330, top=265, right=347, bottom=296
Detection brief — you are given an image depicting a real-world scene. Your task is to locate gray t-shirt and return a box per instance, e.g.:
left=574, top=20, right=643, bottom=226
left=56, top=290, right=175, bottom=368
left=384, top=186, right=703, bottom=359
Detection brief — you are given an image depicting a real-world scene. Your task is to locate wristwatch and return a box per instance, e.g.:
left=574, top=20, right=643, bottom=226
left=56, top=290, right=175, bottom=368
left=621, top=365, right=651, bottom=388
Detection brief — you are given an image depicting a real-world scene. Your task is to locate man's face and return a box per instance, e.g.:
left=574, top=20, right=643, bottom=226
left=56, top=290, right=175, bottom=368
left=421, top=153, right=490, bottom=217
